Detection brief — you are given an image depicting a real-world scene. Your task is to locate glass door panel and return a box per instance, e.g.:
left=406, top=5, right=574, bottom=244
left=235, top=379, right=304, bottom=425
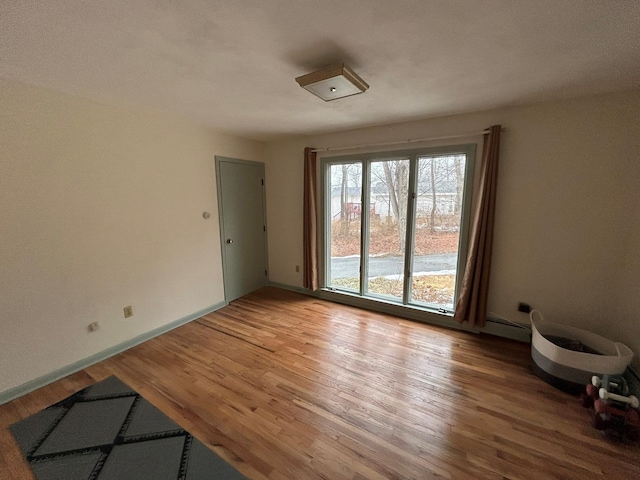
left=410, top=155, right=466, bottom=309
left=366, top=159, right=410, bottom=300
left=328, top=163, right=362, bottom=292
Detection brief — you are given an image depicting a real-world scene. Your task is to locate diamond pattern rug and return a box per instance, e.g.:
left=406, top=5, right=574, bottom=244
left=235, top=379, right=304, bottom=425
left=10, top=376, right=249, bottom=479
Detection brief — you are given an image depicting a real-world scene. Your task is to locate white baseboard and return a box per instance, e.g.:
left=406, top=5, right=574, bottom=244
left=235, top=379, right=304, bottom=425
left=268, top=281, right=308, bottom=295
left=0, top=301, right=226, bottom=406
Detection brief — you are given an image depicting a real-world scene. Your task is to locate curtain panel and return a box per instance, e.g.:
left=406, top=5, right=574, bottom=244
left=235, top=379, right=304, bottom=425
left=453, top=125, right=502, bottom=328
left=303, top=147, right=319, bottom=290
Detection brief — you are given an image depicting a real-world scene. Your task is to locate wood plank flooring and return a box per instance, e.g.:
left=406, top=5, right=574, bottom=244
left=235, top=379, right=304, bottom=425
left=1, top=287, right=638, bottom=479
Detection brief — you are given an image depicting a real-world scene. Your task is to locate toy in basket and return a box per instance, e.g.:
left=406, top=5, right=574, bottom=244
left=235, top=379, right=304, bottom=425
left=580, top=374, right=639, bottom=443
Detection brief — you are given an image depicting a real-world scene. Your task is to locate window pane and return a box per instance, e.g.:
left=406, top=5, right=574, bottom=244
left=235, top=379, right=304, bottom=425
left=367, top=159, right=410, bottom=300
left=410, top=155, right=466, bottom=309
left=328, top=163, right=362, bottom=292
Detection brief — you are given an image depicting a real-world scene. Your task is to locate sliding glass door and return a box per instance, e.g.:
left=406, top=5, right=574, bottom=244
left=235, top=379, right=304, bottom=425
left=366, top=159, right=410, bottom=301
left=327, top=162, right=362, bottom=292
left=410, top=154, right=468, bottom=309
left=324, top=145, right=475, bottom=314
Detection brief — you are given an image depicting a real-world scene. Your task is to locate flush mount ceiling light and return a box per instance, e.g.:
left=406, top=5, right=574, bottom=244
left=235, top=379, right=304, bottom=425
left=295, top=63, right=369, bottom=101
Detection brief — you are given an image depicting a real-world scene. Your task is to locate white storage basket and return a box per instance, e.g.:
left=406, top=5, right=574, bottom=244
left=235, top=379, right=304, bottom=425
left=530, top=311, right=633, bottom=392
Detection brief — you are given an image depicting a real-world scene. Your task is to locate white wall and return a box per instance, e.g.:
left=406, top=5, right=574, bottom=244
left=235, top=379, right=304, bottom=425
left=264, top=89, right=640, bottom=371
left=615, top=179, right=640, bottom=372
left=0, top=79, right=264, bottom=394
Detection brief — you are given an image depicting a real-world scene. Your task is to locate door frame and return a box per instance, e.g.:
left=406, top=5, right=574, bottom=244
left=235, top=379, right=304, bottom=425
left=214, top=156, right=269, bottom=304
left=320, top=143, right=476, bottom=311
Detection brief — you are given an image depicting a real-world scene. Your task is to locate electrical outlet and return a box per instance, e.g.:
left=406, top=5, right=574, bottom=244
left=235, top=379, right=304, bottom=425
left=518, top=302, right=532, bottom=313
left=123, top=306, right=133, bottom=318
left=295, top=265, right=300, bottom=273
left=88, top=322, right=99, bottom=332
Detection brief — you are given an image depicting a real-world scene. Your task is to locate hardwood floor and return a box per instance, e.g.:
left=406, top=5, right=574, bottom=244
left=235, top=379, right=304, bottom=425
left=1, top=287, right=638, bottom=479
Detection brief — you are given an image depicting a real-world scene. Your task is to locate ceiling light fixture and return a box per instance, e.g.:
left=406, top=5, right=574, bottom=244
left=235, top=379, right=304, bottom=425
left=295, top=63, right=369, bottom=102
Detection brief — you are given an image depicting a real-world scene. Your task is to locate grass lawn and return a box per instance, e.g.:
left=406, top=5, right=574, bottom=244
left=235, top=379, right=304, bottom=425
left=331, top=274, right=455, bottom=307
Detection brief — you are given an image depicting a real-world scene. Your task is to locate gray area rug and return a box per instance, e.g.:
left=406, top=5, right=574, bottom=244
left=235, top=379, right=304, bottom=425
left=10, top=376, right=249, bottom=480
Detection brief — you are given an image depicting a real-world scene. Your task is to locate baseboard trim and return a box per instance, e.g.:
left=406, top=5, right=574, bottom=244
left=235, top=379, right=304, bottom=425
left=484, top=317, right=532, bottom=343
left=269, top=282, right=531, bottom=343
left=268, top=281, right=309, bottom=295
left=0, top=301, right=226, bottom=406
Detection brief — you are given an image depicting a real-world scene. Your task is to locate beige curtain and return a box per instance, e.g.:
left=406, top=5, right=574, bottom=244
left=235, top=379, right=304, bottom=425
left=453, top=125, right=502, bottom=328
left=303, top=147, right=319, bottom=290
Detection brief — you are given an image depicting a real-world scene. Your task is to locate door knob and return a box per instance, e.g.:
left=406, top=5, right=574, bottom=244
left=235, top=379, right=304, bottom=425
left=226, top=239, right=233, bottom=244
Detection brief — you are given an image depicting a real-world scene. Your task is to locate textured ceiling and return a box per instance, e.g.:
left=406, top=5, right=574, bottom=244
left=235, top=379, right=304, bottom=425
left=1, top=1, right=639, bottom=140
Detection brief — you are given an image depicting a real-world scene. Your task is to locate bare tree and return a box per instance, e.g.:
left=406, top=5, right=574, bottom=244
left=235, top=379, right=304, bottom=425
left=382, top=161, right=409, bottom=252
left=430, top=158, right=437, bottom=234
left=340, top=164, right=348, bottom=233
left=414, top=155, right=462, bottom=231
left=454, top=156, right=464, bottom=215
left=335, top=163, right=364, bottom=236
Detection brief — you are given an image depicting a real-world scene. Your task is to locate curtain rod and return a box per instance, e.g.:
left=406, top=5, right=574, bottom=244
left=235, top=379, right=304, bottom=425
left=311, top=127, right=504, bottom=154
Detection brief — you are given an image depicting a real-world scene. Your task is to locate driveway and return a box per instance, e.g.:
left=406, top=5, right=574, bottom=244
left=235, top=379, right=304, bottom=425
left=330, top=252, right=457, bottom=278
